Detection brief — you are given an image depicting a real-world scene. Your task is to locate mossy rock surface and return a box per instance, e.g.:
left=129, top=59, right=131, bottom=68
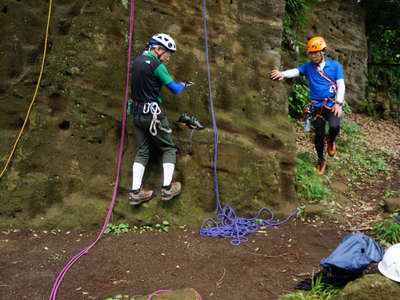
left=338, top=274, right=400, bottom=300
left=0, top=0, right=367, bottom=228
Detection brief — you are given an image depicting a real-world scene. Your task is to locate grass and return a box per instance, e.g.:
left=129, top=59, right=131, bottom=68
left=295, top=119, right=391, bottom=205
left=335, top=119, right=390, bottom=180
left=279, top=275, right=340, bottom=300
left=296, top=152, right=331, bottom=203
left=373, top=214, right=400, bottom=247
left=104, top=221, right=174, bottom=235
left=383, top=190, right=399, bottom=198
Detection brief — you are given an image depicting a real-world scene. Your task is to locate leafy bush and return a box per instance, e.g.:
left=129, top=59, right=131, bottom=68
left=289, top=77, right=310, bottom=118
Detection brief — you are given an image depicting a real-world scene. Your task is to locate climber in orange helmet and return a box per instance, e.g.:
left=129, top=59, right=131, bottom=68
left=270, top=36, right=346, bottom=174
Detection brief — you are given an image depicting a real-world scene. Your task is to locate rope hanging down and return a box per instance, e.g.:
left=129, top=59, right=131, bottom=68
left=48, top=1, right=136, bottom=299
left=199, top=0, right=299, bottom=246
left=0, top=0, right=53, bottom=180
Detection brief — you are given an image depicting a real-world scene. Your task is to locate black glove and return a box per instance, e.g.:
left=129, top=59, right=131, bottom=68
left=183, top=80, right=194, bottom=87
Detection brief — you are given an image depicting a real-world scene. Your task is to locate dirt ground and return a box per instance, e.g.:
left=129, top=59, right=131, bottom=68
left=1, top=114, right=399, bottom=300
left=1, top=219, right=343, bottom=300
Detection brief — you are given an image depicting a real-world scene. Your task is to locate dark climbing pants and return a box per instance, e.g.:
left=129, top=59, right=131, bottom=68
left=133, top=113, right=177, bottom=166
left=312, top=106, right=341, bottom=160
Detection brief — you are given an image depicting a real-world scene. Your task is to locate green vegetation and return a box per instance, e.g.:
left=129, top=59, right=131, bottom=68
left=279, top=275, right=340, bottom=300
left=104, top=220, right=177, bottom=235
left=105, top=223, right=130, bottom=235
left=358, top=0, right=400, bottom=120
left=296, top=152, right=330, bottom=203
left=283, top=0, right=319, bottom=52
left=373, top=215, right=400, bottom=247
left=154, top=220, right=170, bottom=232
left=336, top=120, right=390, bottom=180
left=289, top=77, right=310, bottom=119
left=383, top=190, right=398, bottom=198
left=295, top=119, right=391, bottom=205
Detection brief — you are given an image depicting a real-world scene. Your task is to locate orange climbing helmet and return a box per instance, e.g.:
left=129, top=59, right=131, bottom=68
left=307, top=36, right=327, bottom=53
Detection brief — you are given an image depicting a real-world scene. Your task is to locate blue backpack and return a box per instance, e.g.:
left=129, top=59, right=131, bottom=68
left=320, top=232, right=384, bottom=271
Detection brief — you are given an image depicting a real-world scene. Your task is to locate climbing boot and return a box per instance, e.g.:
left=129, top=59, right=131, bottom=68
left=327, top=139, right=337, bottom=156
left=316, top=158, right=327, bottom=175
left=128, top=189, right=153, bottom=205
left=177, top=113, right=204, bottom=130
left=161, top=182, right=181, bottom=201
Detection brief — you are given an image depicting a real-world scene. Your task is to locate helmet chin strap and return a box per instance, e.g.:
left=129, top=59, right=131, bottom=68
left=151, top=46, right=166, bottom=59
left=312, top=52, right=325, bottom=65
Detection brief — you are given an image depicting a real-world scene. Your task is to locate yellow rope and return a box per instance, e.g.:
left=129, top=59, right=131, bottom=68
left=0, top=0, right=53, bottom=180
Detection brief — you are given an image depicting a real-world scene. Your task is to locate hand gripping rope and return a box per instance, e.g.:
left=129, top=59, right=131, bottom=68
left=48, top=1, right=136, bottom=298
left=143, top=102, right=172, bottom=136
left=199, top=0, right=299, bottom=246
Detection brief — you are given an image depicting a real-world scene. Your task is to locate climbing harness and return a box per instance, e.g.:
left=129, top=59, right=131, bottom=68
left=0, top=0, right=53, bottom=180
left=142, top=102, right=172, bottom=136
left=310, top=97, right=334, bottom=120
left=306, top=64, right=338, bottom=121
left=199, top=0, right=299, bottom=246
left=129, top=101, right=172, bottom=136
left=48, top=1, right=136, bottom=299
left=313, top=63, right=337, bottom=94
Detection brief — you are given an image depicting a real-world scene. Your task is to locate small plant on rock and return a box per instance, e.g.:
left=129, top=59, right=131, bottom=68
left=104, top=223, right=130, bottom=235
left=155, top=220, right=170, bottom=232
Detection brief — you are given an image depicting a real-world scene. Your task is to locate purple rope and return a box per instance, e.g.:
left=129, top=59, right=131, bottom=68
left=201, top=0, right=221, bottom=213
left=199, top=0, right=299, bottom=246
left=48, top=1, right=136, bottom=299
left=200, top=206, right=300, bottom=246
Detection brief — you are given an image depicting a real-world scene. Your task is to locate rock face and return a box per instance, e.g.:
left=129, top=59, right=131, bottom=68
left=0, top=0, right=366, bottom=227
left=338, top=274, right=400, bottom=300
left=289, top=0, right=368, bottom=111
left=384, top=197, right=400, bottom=213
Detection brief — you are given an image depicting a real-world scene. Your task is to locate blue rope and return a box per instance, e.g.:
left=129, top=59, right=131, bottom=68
left=199, top=0, right=299, bottom=246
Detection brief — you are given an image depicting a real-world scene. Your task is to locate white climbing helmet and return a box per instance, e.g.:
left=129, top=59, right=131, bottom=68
left=149, top=33, right=176, bottom=52
left=378, top=243, right=400, bottom=282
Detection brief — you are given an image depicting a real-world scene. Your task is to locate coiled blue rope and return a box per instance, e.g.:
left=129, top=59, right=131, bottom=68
left=199, top=0, right=299, bottom=246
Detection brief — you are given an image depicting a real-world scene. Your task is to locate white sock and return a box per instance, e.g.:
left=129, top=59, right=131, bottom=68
left=131, top=162, right=145, bottom=190
left=163, top=163, right=175, bottom=187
